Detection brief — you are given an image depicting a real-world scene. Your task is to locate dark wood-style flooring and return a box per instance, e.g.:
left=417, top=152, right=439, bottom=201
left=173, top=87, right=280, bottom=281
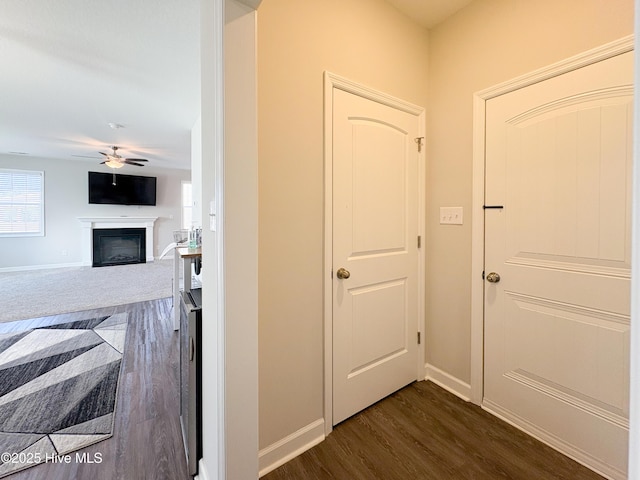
left=2, top=300, right=611, bottom=480
left=1, top=298, right=189, bottom=480
left=263, top=380, right=606, bottom=480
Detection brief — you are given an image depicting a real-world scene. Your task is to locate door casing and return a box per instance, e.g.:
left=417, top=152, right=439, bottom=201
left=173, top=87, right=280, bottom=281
left=470, top=34, right=634, bottom=472
left=323, top=71, right=426, bottom=436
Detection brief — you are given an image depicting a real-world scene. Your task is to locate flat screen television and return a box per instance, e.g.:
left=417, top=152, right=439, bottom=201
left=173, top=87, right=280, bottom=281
left=88, top=171, right=157, bottom=206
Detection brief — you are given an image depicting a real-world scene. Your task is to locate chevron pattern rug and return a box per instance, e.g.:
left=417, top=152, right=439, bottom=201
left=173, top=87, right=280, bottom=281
left=0, top=313, right=128, bottom=477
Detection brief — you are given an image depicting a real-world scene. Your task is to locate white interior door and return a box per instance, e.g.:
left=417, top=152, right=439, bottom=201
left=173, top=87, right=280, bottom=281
left=332, top=87, right=420, bottom=425
left=484, top=51, right=633, bottom=479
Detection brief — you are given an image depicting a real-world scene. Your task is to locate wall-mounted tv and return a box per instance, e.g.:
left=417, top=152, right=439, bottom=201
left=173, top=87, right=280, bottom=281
left=88, top=171, right=157, bottom=206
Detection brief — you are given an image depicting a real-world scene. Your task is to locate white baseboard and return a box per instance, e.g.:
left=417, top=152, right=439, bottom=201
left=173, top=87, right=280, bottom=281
left=0, top=261, right=84, bottom=273
left=483, top=399, right=625, bottom=480
left=0, top=258, right=171, bottom=273
left=258, top=418, right=325, bottom=477
left=425, top=363, right=472, bottom=402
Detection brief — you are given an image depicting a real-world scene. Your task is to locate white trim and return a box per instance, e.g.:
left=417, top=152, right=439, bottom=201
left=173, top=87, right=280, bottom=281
left=470, top=89, right=486, bottom=405
left=628, top=8, right=640, bottom=479
left=416, top=91, right=427, bottom=385
left=323, top=72, right=334, bottom=436
left=476, top=35, right=634, bottom=101
left=0, top=256, right=172, bottom=273
left=181, top=180, right=193, bottom=230
left=199, top=0, right=226, bottom=478
left=194, top=459, right=210, bottom=480
left=0, top=262, right=84, bottom=273
left=76, top=216, right=159, bottom=223
left=470, top=35, right=635, bottom=406
left=77, top=216, right=157, bottom=266
left=483, top=399, right=625, bottom=480
left=213, top=0, right=226, bottom=477
left=326, top=72, right=425, bottom=116
left=323, top=71, right=426, bottom=435
left=258, top=419, right=325, bottom=477
left=425, top=364, right=472, bottom=402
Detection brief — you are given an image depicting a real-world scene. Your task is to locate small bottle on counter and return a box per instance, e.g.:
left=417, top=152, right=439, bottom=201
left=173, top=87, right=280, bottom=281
left=188, top=226, right=197, bottom=249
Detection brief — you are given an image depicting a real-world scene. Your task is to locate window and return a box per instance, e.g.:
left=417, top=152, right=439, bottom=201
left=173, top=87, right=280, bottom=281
left=0, top=169, right=45, bottom=237
left=182, top=181, right=193, bottom=230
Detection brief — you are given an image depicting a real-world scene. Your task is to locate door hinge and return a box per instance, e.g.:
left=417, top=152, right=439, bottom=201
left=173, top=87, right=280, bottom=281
left=417, top=235, right=421, bottom=248
left=417, top=332, right=421, bottom=345
left=414, top=137, right=424, bottom=153
left=482, top=270, right=485, bottom=280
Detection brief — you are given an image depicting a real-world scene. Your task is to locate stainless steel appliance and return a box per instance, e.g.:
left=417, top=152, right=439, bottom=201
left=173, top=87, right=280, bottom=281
left=180, top=288, right=202, bottom=476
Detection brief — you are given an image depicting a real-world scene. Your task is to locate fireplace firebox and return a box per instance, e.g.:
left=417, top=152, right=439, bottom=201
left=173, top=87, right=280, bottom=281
left=92, top=228, right=146, bottom=267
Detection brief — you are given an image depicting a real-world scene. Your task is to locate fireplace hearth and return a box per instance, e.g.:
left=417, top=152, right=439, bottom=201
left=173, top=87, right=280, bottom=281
left=92, top=228, right=146, bottom=267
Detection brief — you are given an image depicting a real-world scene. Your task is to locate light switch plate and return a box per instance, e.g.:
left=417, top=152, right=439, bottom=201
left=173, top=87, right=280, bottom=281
left=209, top=200, right=217, bottom=231
left=440, top=206, right=463, bottom=225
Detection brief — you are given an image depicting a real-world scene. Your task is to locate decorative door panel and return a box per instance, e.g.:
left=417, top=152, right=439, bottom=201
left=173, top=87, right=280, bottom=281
left=332, top=87, right=419, bottom=425
left=484, top=51, right=632, bottom=478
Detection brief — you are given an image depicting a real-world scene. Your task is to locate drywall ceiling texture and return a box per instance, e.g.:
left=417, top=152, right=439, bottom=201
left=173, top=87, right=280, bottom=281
left=0, top=0, right=199, bottom=168
left=425, top=0, right=634, bottom=384
left=257, top=0, right=429, bottom=450
left=386, top=0, right=474, bottom=28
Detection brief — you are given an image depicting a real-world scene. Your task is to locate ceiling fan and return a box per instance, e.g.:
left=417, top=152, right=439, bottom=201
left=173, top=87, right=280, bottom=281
left=99, top=146, right=149, bottom=169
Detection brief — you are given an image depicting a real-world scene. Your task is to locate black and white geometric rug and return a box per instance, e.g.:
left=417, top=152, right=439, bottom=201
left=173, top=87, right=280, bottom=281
left=0, top=313, right=128, bottom=477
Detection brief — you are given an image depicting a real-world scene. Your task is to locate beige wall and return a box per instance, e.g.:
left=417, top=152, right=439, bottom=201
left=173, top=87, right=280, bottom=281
left=224, top=1, right=259, bottom=478
left=256, top=0, right=634, bottom=459
left=257, top=0, right=429, bottom=449
left=426, top=0, right=634, bottom=383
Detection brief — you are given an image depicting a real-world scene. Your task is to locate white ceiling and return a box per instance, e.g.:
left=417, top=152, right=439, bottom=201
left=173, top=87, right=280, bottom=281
left=0, top=0, right=200, bottom=169
left=0, top=0, right=469, bottom=171
left=386, top=0, right=473, bottom=28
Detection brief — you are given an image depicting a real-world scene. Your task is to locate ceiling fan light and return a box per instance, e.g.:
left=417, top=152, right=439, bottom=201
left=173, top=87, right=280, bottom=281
left=105, top=159, right=124, bottom=169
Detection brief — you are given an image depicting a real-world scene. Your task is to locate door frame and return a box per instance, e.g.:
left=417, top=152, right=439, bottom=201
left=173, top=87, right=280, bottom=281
left=323, top=71, right=426, bottom=436
left=470, top=35, right=635, bottom=406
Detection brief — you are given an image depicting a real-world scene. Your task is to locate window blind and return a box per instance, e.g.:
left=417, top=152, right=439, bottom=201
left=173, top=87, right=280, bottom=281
left=0, top=169, right=44, bottom=236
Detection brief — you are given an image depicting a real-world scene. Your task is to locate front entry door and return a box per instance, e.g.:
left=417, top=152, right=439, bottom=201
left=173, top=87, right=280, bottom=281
left=332, top=87, right=421, bottom=425
left=484, top=51, right=633, bottom=478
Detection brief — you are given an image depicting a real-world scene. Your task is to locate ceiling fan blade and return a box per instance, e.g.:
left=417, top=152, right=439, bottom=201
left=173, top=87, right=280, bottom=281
left=99, top=152, right=108, bottom=156
left=124, top=161, right=145, bottom=166
left=99, top=161, right=108, bottom=164
left=124, top=158, right=149, bottom=162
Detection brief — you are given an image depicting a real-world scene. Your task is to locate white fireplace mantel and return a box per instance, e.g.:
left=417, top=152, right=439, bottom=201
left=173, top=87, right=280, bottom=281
left=78, top=216, right=158, bottom=266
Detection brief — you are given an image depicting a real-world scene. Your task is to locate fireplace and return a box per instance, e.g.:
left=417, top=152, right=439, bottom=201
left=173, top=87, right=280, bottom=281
left=78, top=217, right=157, bottom=267
left=92, top=228, right=146, bottom=267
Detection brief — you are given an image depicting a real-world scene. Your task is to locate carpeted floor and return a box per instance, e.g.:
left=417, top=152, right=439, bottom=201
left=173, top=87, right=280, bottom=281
left=0, top=261, right=173, bottom=323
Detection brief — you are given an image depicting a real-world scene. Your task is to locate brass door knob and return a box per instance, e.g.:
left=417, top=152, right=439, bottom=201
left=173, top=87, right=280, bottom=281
left=336, top=268, right=351, bottom=279
left=486, top=272, right=501, bottom=283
